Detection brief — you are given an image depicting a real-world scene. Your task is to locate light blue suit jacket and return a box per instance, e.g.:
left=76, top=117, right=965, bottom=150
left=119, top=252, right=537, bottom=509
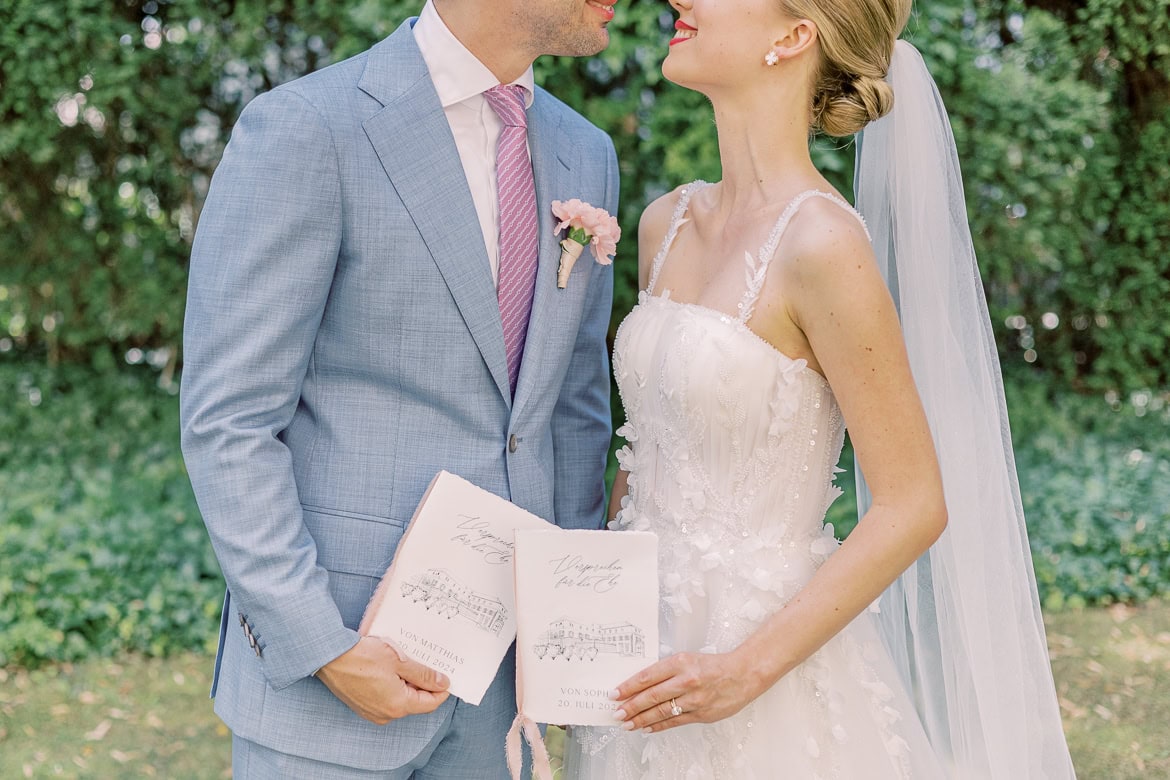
left=179, top=19, right=617, bottom=770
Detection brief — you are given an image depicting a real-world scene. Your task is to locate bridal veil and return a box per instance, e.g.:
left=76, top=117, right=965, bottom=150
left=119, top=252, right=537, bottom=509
left=853, top=40, right=1076, bottom=778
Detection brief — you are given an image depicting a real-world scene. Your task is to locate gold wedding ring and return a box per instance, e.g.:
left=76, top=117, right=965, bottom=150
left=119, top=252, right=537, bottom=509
left=670, top=698, right=683, bottom=717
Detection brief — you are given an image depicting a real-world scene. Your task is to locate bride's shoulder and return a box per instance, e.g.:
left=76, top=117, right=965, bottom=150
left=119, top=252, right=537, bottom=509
left=775, top=194, right=873, bottom=280
left=770, top=194, right=881, bottom=315
left=638, top=184, right=688, bottom=241
left=636, top=184, right=691, bottom=287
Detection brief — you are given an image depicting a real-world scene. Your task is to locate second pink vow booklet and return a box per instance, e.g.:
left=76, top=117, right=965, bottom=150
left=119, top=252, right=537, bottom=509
left=513, top=528, right=659, bottom=726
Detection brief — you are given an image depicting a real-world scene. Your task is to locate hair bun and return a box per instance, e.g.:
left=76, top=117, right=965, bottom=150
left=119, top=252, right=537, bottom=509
left=816, top=74, right=894, bottom=137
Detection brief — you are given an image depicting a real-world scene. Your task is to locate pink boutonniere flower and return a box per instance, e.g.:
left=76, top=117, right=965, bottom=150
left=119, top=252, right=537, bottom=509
left=551, top=199, right=621, bottom=289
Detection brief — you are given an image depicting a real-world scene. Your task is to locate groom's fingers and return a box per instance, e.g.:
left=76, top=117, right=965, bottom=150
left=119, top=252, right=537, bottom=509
left=395, top=655, right=451, bottom=693
left=400, top=683, right=451, bottom=715
left=317, top=636, right=448, bottom=723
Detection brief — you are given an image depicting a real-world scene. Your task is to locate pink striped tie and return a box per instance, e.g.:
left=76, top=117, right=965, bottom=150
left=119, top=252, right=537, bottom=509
left=484, top=84, right=539, bottom=397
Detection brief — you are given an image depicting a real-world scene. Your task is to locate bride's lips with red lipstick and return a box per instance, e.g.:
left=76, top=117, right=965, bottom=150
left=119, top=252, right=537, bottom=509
left=670, top=20, right=697, bottom=46
left=587, top=0, right=616, bottom=22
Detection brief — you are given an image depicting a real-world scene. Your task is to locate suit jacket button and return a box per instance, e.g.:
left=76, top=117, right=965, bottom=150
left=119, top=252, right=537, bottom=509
left=508, top=434, right=519, bottom=453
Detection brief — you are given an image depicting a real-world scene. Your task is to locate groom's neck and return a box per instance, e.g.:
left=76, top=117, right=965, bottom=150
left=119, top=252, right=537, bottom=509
left=432, top=0, right=536, bottom=85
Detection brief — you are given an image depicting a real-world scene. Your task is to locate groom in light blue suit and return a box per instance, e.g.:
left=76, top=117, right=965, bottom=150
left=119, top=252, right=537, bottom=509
left=180, top=0, right=619, bottom=775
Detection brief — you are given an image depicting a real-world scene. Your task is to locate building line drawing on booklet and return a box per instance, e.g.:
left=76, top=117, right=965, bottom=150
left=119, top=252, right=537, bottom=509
left=401, top=568, right=509, bottom=638
left=533, top=619, right=647, bottom=661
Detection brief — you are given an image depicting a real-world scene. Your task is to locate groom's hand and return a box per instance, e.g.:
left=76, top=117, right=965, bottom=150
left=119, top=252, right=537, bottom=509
left=317, top=636, right=451, bottom=724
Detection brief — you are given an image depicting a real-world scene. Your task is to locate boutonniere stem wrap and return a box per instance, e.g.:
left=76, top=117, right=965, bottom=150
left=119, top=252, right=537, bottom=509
left=551, top=199, right=621, bottom=289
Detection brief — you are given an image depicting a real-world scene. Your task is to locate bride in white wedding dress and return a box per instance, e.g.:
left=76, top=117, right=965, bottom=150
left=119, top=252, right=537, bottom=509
left=565, top=0, right=1077, bottom=777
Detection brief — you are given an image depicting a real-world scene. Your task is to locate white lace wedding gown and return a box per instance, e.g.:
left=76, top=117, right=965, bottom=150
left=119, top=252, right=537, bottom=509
left=565, top=183, right=947, bottom=779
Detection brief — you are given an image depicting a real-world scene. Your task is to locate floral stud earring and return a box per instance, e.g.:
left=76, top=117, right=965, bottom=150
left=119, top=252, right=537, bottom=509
left=764, top=50, right=780, bottom=66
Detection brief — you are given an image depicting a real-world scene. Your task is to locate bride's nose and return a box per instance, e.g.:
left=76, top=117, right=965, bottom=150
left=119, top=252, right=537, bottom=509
left=669, top=0, right=692, bottom=14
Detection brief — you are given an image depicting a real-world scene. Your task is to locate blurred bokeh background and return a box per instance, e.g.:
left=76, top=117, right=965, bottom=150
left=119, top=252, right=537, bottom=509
left=1, top=0, right=1167, bottom=777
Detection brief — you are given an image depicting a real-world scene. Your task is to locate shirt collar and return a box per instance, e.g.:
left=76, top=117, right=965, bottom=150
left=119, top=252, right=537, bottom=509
left=413, top=0, right=535, bottom=109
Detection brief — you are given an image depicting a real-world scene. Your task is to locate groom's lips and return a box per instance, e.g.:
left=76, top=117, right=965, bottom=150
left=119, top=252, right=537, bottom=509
left=586, top=0, right=616, bottom=22
left=670, top=20, right=697, bottom=46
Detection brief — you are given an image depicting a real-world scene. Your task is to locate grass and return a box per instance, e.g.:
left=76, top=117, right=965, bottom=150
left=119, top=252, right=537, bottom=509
left=0, top=653, right=230, bottom=779
left=1, top=604, right=1167, bottom=779
left=1047, top=600, right=1170, bottom=778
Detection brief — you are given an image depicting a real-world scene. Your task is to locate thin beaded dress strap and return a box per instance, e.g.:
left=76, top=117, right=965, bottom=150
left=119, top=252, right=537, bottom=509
left=645, top=180, right=709, bottom=296
left=737, top=190, right=871, bottom=324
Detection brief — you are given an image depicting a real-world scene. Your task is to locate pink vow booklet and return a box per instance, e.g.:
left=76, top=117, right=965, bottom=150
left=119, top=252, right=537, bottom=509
left=513, top=528, right=659, bottom=726
left=359, top=470, right=553, bottom=706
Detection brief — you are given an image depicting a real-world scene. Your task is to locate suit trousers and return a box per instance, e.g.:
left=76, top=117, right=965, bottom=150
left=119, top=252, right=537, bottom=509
left=231, top=695, right=523, bottom=779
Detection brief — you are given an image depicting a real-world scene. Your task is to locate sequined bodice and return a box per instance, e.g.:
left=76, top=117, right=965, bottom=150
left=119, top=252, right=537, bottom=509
left=611, top=183, right=869, bottom=648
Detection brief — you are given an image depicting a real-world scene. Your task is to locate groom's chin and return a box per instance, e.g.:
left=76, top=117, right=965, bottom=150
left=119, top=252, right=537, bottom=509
left=590, top=30, right=612, bottom=55
left=549, top=31, right=611, bottom=58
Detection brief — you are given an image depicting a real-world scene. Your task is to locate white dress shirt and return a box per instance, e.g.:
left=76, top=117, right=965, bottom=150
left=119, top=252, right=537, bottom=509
left=413, top=0, right=536, bottom=288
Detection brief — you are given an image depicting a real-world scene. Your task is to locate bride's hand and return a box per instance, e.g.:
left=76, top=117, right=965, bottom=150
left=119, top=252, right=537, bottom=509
left=611, top=650, right=763, bottom=733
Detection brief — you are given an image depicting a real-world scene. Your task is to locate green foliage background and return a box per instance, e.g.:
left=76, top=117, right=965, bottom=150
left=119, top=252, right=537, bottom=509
left=1, top=0, right=1168, bottom=389
left=0, top=364, right=222, bottom=666
left=1, top=1, right=1168, bottom=665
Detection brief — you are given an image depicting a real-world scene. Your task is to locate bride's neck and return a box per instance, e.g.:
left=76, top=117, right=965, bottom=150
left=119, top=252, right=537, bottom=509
left=707, top=92, right=823, bottom=217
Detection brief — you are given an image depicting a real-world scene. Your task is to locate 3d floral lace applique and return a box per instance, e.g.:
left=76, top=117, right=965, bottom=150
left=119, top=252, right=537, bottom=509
left=768, top=359, right=807, bottom=439
left=614, top=442, right=638, bottom=475
left=748, top=567, right=773, bottom=591
left=699, top=549, right=724, bottom=572
left=810, top=524, right=841, bottom=558
left=738, top=599, right=767, bottom=623
left=822, top=483, right=845, bottom=516
left=845, top=634, right=913, bottom=779
left=823, top=465, right=847, bottom=515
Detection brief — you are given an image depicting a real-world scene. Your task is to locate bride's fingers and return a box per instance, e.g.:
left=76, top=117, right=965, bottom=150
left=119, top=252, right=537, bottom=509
left=614, top=657, right=678, bottom=701
left=615, top=654, right=709, bottom=728
left=614, top=681, right=669, bottom=725
left=618, top=683, right=692, bottom=730
left=642, top=708, right=698, bottom=734
left=654, top=699, right=675, bottom=722
left=629, top=691, right=701, bottom=732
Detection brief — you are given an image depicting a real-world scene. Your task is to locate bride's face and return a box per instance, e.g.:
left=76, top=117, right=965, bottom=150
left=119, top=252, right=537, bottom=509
left=663, top=0, right=791, bottom=92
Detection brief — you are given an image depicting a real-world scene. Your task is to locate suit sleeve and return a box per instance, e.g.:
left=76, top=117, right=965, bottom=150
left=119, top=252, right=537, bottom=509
left=550, top=135, right=619, bottom=530
left=179, top=87, right=359, bottom=690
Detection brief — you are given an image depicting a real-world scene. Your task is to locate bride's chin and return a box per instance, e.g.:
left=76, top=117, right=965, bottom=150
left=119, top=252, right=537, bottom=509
left=661, top=60, right=696, bottom=90
left=661, top=70, right=711, bottom=96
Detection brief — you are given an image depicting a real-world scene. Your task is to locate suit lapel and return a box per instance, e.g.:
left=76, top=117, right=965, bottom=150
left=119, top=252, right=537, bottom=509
left=512, top=94, right=574, bottom=420
left=359, top=23, right=512, bottom=405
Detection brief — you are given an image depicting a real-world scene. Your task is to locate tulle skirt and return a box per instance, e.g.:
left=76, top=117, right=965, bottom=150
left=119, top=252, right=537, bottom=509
left=564, top=611, right=948, bottom=779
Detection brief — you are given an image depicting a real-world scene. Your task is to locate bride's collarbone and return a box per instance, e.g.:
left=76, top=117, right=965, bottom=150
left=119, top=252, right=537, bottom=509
left=661, top=228, right=767, bottom=297
left=656, top=261, right=820, bottom=374
left=655, top=265, right=820, bottom=370
left=659, top=229, right=782, bottom=309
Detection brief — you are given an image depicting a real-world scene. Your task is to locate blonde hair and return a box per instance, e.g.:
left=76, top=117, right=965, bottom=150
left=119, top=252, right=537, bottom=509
left=780, top=0, right=912, bottom=136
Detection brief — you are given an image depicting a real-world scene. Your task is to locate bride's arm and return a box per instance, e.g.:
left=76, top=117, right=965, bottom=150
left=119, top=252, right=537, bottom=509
left=607, top=469, right=629, bottom=523
left=613, top=204, right=947, bottom=732
left=606, top=189, right=687, bottom=525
